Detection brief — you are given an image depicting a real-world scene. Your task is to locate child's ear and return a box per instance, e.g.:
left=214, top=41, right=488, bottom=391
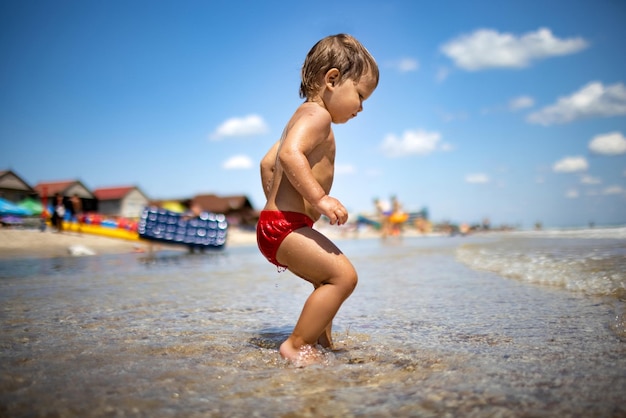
left=325, top=68, right=340, bottom=88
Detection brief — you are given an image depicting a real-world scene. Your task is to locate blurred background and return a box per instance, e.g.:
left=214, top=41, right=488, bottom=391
left=1, top=0, right=625, bottom=229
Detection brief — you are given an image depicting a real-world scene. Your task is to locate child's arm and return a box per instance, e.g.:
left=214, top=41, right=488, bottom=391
left=278, top=112, right=348, bottom=225
left=260, top=140, right=280, bottom=200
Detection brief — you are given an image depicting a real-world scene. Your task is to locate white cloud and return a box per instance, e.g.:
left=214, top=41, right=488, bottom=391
left=580, top=174, right=601, bottom=185
left=527, top=82, right=626, bottom=125
left=565, top=189, right=579, bottom=199
left=465, top=173, right=490, bottom=184
left=380, top=129, right=442, bottom=157
left=509, top=95, right=535, bottom=111
left=222, top=155, right=253, bottom=170
left=589, top=131, right=626, bottom=155
left=441, top=27, right=588, bottom=71
left=603, top=185, right=625, bottom=195
left=388, top=58, right=419, bottom=73
left=553, top=156, right=588, bottom=173
left=211, top=114, right=268, bottom=139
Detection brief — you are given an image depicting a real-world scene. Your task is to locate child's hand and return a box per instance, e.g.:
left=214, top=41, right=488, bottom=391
left=316, top=195, right=348, bottom=226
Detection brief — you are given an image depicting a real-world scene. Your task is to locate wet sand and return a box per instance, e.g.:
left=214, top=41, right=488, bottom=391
left=0, top=227, right=259, bottom=259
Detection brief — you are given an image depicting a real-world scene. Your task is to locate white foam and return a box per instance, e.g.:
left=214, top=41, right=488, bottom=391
left=456, top=236, right=626, bottom=298
left=512, top=226, right=626, bottom=240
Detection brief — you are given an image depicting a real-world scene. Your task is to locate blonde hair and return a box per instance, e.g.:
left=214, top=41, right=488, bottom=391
left=299, top=34, right=379, bottom=99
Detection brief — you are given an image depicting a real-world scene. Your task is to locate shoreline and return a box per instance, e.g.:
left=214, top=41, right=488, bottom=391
left=0, top=227, right=259, bottom=259
left=0, top=226, right=445, bottom=260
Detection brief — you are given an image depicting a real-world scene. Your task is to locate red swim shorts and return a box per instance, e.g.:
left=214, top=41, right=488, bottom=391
left=256, top=210, right=314, bottom=268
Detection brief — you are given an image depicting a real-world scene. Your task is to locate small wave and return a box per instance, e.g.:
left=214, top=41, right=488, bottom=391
left=456, top=237, right=626, bottom=299
left=512, top=226, right=626, bottom=240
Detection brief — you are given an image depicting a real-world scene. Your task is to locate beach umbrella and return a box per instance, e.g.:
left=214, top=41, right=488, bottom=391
left=162, top=201, right=186, bottom=213
left=0, top=198, right=31, bottom=216
left=18, top=197, right=43, bottom=215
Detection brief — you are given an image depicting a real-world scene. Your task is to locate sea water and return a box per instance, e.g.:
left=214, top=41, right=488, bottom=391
left=1, top=228, right=624, bottom=417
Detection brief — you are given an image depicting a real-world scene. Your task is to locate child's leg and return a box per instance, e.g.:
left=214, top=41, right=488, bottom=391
left=293, top=277, right=333, bottom=347
left=317, top=320, right=333, bottom=349
left=276, top=227, right=357, bottom=362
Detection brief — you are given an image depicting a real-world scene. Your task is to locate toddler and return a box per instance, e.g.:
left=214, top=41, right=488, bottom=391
left=257, top=34, right=378, bottom=365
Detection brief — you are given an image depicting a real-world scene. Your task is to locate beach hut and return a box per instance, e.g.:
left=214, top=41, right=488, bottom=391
left=93, top=186, right=149, bottom=219
left=33, top=180, right=96, bottom=213
left=190, top=194, right=256, bottom=226
left=0, top=169, right=36, bottom=203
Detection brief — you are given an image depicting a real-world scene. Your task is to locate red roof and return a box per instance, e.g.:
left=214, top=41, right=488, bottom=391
left=93, top=186, right=137, bottom=200
left=34, top=181, right=77, bottom=197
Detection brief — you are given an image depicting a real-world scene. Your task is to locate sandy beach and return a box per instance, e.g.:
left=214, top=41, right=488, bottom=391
left=0, top=227, right=259, bottom=259
left=0, top=225, right=390, bottom=260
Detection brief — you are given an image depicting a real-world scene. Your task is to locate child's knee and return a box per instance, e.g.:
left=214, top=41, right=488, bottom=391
left=347, top=275, right=358, bottom=295
left=339, top=267, right=358, bottom=295
left=349, top=269, right=358, bottom=289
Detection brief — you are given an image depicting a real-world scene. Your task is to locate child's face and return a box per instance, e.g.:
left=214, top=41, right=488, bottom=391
left=325, top=72, right=377, bottom=124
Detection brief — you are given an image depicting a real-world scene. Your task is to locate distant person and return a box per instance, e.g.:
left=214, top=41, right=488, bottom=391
left=51, top=193, right=65, bottom=233
left=70, top=194, right=83, bottom=233
left=183, top=203, right=203, bottom=220
left=257, top=34, right=378, bottom=365
left=374, top=198, right=390, bottom=238
left=389, top=195, right=406, bottom=236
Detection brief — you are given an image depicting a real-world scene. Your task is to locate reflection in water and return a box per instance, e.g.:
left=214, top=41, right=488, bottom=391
left=1, top=234, right=625, bottom=417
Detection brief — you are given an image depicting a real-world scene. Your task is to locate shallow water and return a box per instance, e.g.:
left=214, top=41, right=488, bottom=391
left=1, top=232, right=625, bottom=417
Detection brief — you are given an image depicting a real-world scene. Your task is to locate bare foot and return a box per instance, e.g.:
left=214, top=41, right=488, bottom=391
left=279, top=340, right=324, bottom=367
left=316, top=331, right=332, bottom=349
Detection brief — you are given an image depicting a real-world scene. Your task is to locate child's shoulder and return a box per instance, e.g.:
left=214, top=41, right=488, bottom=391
left=292, top=102, right=332, bottom=129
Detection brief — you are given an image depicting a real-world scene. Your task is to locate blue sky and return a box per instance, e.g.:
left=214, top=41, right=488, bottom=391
left=1, top=0, right=625, bottom=228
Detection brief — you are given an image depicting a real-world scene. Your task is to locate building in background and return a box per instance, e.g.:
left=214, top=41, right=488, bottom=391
left=93, top=186, right=149, bottom=219
left=33, top=179, right=96, bottom=212
left=0, top=170, right=36, bottom=203
left=190, top=194, right=257, bottom=227
left=2, top=168, right=258, bottom=225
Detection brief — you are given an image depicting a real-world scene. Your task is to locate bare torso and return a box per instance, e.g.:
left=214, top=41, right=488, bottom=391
left=263, top=103, right=335, bottom=222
